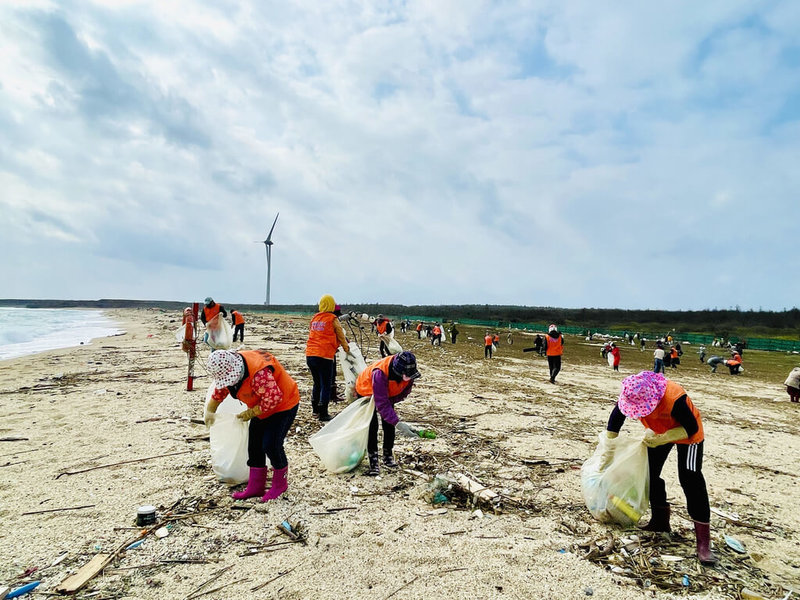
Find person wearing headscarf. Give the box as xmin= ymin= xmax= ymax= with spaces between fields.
xmin=603 ymin=371 xmax=717 ymax=565
xmin=354 ymin=351 xmax=421 ymax=476
xmin=200 ymin=297 xmax=227 ymax=324
xmin=785 ymin=366 xmax=800 ymax=403
xmin=204 ymin=349 xmax=299 ymax=502
xmin=305 ymin=294 xmax=350 ymax=421
xmin=610 ymin=342 xmax=620 ymax=371
xmin=544 ymin=324 xmax=564 ymax=383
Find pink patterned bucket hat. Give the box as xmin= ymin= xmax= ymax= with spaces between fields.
xmin=617 ymin=371 xmax=668 ymax=418
xmin=207 ymin=350 xmax=245 ymax=389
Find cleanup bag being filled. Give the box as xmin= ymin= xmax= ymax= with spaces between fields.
xmin=205 ymin=384 xmax=252 ymax=484
xmin=336 ymin=342 xmax=367 ymax=389
xmin=380 ymin=334 xmax=402 ymax=355
xmin=309 ymin=396 xmax=375 ymax=473
xmin=205 ymin=313 xmax=233 ymax=350
xmin=581 ymin=431 xmax=649 ymax=526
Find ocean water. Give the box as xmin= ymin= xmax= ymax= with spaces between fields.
xmin=0 ymin=307 xmax=123 ymax=361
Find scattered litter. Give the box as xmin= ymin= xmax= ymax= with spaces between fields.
xmin=682 ymin=574 xmax=690 ymax=587
xmin=584 ymin=587 xmax=593 ymax=596
xmin=125 ymin=540 xmax=144 ymax=550
xmin=6 ymin=581 xmax=41 ymax=599
xmin=154 ymin=527 xmax=170 ymax=539
xmin=471 ymin=509 xmax=484 ymax=519
xmin=724 ymin=534 xmax=746 ymax=553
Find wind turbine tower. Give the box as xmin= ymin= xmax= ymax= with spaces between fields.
xmin=258 ymin=212 xmax=279 ymax=306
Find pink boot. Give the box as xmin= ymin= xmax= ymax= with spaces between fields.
xmin=262 ymin=466 xmax=288 ymax=502
xmin=232 ymin=467 xmax=269 ymax=500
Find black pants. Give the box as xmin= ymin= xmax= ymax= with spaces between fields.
xmin=547 ymin=355 xmax=561 ymax=382
xmin=485 ymin=344 xmax=493 ymax=358
xmin=246 ymin=404 xmax=298 ymax=469
xmin=379 ymin=340 xmax=388 ymax=357
xmin=233 ymin=324 xmax=244 ymax=342
xmin=306 ymin=356 xmax=334 ymax=413
xmin=647 ymin=441 xmax=710 ymax=522
xmin=367 ymin=409 xmax=396 ymax=456
xmin=451 ymin=333 xmax=457 ymax=344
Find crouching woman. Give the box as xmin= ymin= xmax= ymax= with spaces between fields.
xmin=604 ymin=370 xmax=717 ymax=565
xmin=205 ymin=350 xmax=299 ymax=502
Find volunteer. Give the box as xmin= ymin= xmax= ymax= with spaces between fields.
xmin=231 ymin=309 xmax=245 ymax=343
xmin=726 ymin=352 xmax=742 ymax=375
xmin=200 ymin=297 xmax=227 ymax=324
xmin=544 ymin=324 xmax=564 ymax=383
xmin=306 ymin=294 xmax=350 ymax=421
xmin=785 ymin=367 xmax=800 ymax=403
xmin=484 ymin=331 xmax=494 ymax=358
xmin=610 ymin=342 xmax=620 ymax=372
xmin=669 ymin=346 xmax=680 ymax=369
xmin=653 ymin=342 xmax=665 ymax=373
xmin=449 ymin=322 xmax=459 ymax=344
xmin=204 ymin=349 xmax=299 ymax=502
xmin=431 ymin=323 xmax=442 ymax=346
xmin=354 ymin=351 xmax=421 ymax=476
xmin=602 ymin=371 xmax=717 ymax=565
xmin=375 ymin=315 xmax=393 ymax=358
xmin=416 ymin=322 xmax=423 ymax=339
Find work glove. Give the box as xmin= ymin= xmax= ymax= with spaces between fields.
xmin=599 ymin=430 xmax=618 ymax=471
xmin=204 ymin=399 xmax=221 ymax=428
xmin=642 ymin=426 xmax=688 ymax=447
xmin=237 ymin=406 xmax=262 ymax=422
xmin=396 ymin=421 xmax=418 ymax=438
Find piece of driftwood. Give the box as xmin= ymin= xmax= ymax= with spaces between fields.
xmin=186 ymin=578 xmax=249 ymax=600
xmin=56 ymin=450 xmax=193 ymax=478
xmin=183 ymin=564 xmax=233 ymax=600
xmin=22 ymin=504 xmax=95 ymax=516
xmin=250 ymin=566 xmax=297 ymax=592
xmin=453 ymin=472 xmax=500 ymax=504
xmin=56 ymin=554 xmax=113 ymax=593
xmin=0 ymin=437 xmax=28 ymax=442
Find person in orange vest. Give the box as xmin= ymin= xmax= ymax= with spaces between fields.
xmin=669 ymin=346 xmax=679 ymax=369
xmin=431 ymin=323 xmax=442 ymax=346
xmin=416 ymin=322 xmax=423 ymax=339
xmin=355 ymin=351 xmax=421 ymax=476
xmin=544 ymin=324 xmax=564 ymax=383
xmin=484 ymin=331 xmax=494 ymax=358
xmin=204 ymin=349 xmax=300 ymax=502
xmin=492 ymin=333 xmax=500 ymax=348
xmin=231 ymin=309 xmax=245 ymax=343
xmin=200 ymin=297 xmax=227 ymax=325
xmin=374 ymin=315 xmax=393 ymax=357
xmin=306 ymin=294 xmax=350 ymax=421
xmin=726 ymin=352 xmax=742 ymax=375
xmin=610 ymin=342 xmax=620 ymax=371
xmin=602 ymin=371 xmax=717 ymax=565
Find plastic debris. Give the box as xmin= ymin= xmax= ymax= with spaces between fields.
xmin=154 ymin=527 xmax=170 ymax=539
xmin=724 ymin=534 xmax=746 ymax=553
xmin=682 ymin=574 xmax=690 ymax=587
xmin=6 ymin=582 xmax=41 ymax=599
xmin=125 ymin=540 xmax=144 ymax=550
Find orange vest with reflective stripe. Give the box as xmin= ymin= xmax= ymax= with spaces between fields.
xmin=233 ymin=351 xmax=300 ymax=418
xmin=355 ymin=355 xmax=411 ymax=398
xmin=640 ymin=381 xmax=703 ymax=444
xmin=546 ymin=334 xmax=563 ymax=356
xmin=376 ymin=320 xmax=388 ymax=335
xmin=306 ymin=312 xmax=338 ymax=359
xmin=484 ymin=335 xmax=493 ymax=346
xmin=232 ymin=311 xmax=244 ymax=325
xmin=203 ymin=304 xmax=221 ymax=322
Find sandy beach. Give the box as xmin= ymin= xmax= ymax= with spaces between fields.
xmin=1 ymin=308 xmax=798 ymax=599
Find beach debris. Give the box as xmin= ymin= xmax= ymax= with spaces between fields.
xmin=56 ymin=449 xmax=195 ymax=478
xmin=250 ymin=566 xmax=297 ymax=592
xmin=56 ymin=554 xmax=113 ymax=594
xmin=125 ymin=540 xmax=145 ymax=550
xmin=5 ymin=582 xmax=40 ymax=599
xmin=21 ymin=504 xmax=95 ymax=516
xmin=740 ymin=590 xmax=770 ymax=600
xmin=276 ymin=519 xmax=307 ymax=543
xmin=724 ymin=534 xmax=746 ymax=553
xmin=136 ymin=505 xmax=157 ymax=526
xmin=154 ymin=526 xmax=170 ymax=539
xmin=0 ymin=437 xmax=29 ymax=442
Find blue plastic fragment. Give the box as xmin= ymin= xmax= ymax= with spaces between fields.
xmin=126 ymin=539 xmax=145 ymax=550
xmin=682 ymin=574 xmax=690 ymax=587
xmin=281 ymin=520 xmax=293 ymax=533
xmin=7 ymin=581 xmax=41 ymax=599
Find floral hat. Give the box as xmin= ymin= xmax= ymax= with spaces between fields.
xmin=617 ymin=371 xmax=668 ymax=418
xmin=207 ymin=350 xmax=245 ymax=389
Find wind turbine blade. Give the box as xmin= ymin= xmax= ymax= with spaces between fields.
xmin=265 ymin=212 xmax=279 ymax=243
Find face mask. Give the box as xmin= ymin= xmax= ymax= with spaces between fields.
xmin=402 ymin=374 xmax=412 ymax=381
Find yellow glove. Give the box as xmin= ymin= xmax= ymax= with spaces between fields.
xmin=204 ymin=399 xmax=221 ymax=428
xmin=237 ymin=406 xmax=262 ymax=421
xmin=642 ymin=426 xmax=688 ymax=447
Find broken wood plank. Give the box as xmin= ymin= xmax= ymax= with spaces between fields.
xmin=453 ymin=472 xmax=500 ymax=504
xmin=56 ymin=554 xmax=113 ymax=594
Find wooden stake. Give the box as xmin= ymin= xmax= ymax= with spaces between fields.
xmin=22 ymin=504 xmax=95 ymax=516
xmin=56 ymin=449 xmax=194 ymax=478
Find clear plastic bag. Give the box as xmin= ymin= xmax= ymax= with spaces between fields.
xmin=309 ymin=396 xmax=375 ymax=473
xmin=205 ymin=314 xmax=233 ymax=350
xmin=205 ymin=385 xmax=252 ymax=484
xmin=337 ymin=342 xmax=367 ymax=388
xmin=380 ymin=335 xmax=403 ymax=355
xmin=581 ymin=432 xmax=649 ymax=526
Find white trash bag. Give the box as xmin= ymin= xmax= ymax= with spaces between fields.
xmin=337 ymin=342 xmax=368 ymax=388
xmin=607 ymin=352 xmax=615 ymax=367
xmin=205 ymin=385 xmax=252 ymax=484
xmin=309 ymin=396 xmax=375 ymax=473
xmin=581 ymin=432 xmax=649 ymax=526
xmin=380 ymin=334 xmax=402 ymax=355
xmin=205 ymin=313 xmax=233 ymax=350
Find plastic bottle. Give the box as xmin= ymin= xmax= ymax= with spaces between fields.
xmin=609 ymin=495 xmax=641 ymax=522
xmin=417 ymin=429 xmax=437 ymax=439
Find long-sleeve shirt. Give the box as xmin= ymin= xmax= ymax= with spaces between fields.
xmin=211 ymin=366 xmax=283 ymax=416
xmin=371 ymin=369 xmax=414 ymax=425
xmin=332 ymin=318 xmax=350 ymax=354
xmin=607 ymin=396 xmax=699 ymax=439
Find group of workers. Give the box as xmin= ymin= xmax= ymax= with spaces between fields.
xmin=187 ymin=300 xmax=798 ymax=568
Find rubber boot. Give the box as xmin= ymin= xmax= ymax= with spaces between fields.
xmin=261 ymin=466 xmax=288 ymax=502
xmin=640 ymin=505 xmax=671 ymax=532
xmin=366 ymin=452 xmax=380 ymax=476
xmin=232 ymin=467 xmax=269 ymax=500
xmin=383 ymin=452 xmax=399 ymax=470
xmin=694 ymin=521 xmax=718 ymax=565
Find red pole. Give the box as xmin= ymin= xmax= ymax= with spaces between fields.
xmin=187 ymin=302 xmax=199 ymax=391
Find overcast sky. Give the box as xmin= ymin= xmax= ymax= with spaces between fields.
xmin=2 ymin=1 xmax=798 ymax=311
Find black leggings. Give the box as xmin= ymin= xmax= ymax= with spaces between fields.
xmin=547 ymin=355 xmax=561 ymax=381
xmin=233 ymin=324 xmax=244 ymax=342
xmin=246 ymin=404 xmax=298 ymax=469
xmin=485 ymin=345 xmax=493 ymax=358
xmin=367 ymin=409 xmax=396 ymax=455
xmin=647 ymin=441 xmax=710 ymax=522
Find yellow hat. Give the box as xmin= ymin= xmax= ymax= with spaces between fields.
xmin=318 ymin=294 xmax=336 ymax=313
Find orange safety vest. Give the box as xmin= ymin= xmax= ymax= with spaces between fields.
xmin=232 ymin=311 xmax=245 ymax=325
xmin=203 ymin=304 xmax=221 ymax=322
xmin=416 ymin=323 xmax=422 ymax=331
xmin=232 ymin=351 xmax=300 ymax=418
xmin=640 ymin=381 xmax=704 ymax=444
xmin=727 ymin=355 xmax=742 ymax=366
xmin=493 ymin=335 xmax=500 ymax=344
xmin=546 ymin=334 xmax=563 ymax=356
xmin=305 ymin=312 xmax=339 ymax=359
xmin=376 ymin=320 xmax=388 ymax=335
xmin=433 ymin=326 xmax=441 ymax=335
xmin=670 ymin=348 xmax=678 ymax=359
xmin=355 ymin=355 xmax=412 ymax=398
xmin=484 ymin=335 xmax=493 ymax=346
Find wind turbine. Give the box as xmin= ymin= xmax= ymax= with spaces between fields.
xmin=257 ymin=212 xmax=279 ymax=306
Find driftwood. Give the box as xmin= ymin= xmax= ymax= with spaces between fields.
xmin=0 ymin=437 xmax=28 ymax=442
xmin=183 ymin=565 xmax=233 ymax=600
xmin=250 ymin=566 xmax=297 ymax=592
xmin=21 ymin=504 xmax=95 ymax=516
xmin=453 ymin=472 xmax=500 ymax=505
xmin=56 ymin=449 xmax=194 ymax=478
